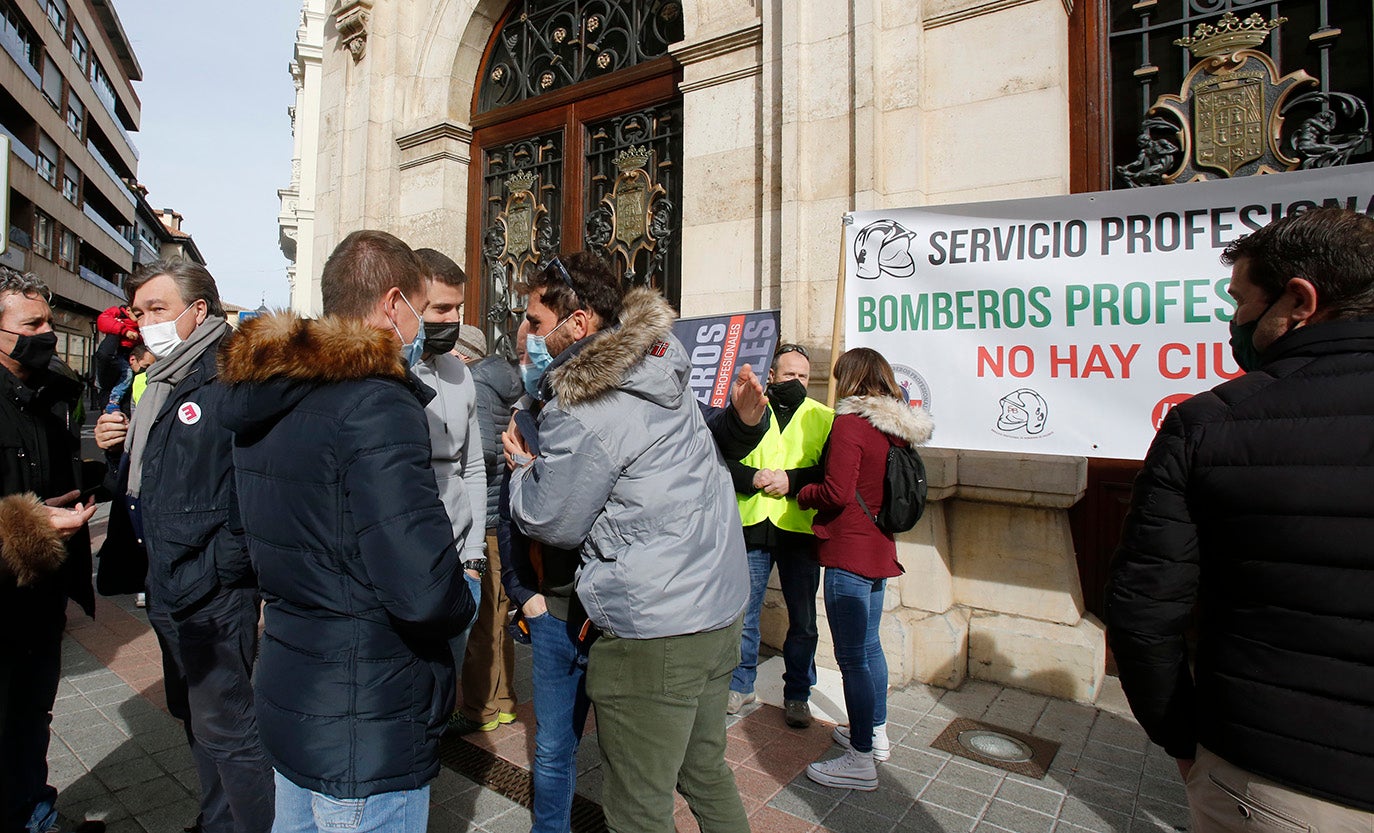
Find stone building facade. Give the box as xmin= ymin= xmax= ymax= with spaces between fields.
xmin=277 ymin=0 xmax=1374 ymax=703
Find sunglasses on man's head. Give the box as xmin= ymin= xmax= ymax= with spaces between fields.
xmin=544 ymin=257 xmax=577 ymax=295
xmin=775 ymin=343 xmax=809 ymax=361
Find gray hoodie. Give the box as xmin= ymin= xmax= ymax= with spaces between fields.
xmin=510 ymin=288 xmax=749 ymax=639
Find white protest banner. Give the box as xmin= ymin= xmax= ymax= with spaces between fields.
xmin=844 ymin=163 xmax=1374 ymax=459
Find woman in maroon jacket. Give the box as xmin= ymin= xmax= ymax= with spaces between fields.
xmin=798 ymin=348 xmax=933 ymax=790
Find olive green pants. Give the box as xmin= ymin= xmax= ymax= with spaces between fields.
xmin=586 ymin=615 xmax=748 ymax=833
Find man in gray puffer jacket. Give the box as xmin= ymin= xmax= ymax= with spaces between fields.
xmin=510 ymin=252 xmax=752 ymax=833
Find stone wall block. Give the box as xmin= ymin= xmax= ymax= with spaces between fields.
xmin=896 ymin=502 xmax=954 ymax=614
xmin=967 ymin=612 xmax=1106 ymax=702
xmin=949 ymin=501 xmax=1085 ymax=624
xmin=908 ymin=607 xmax=970 ymax=690
xmin=921 ymin=2 xmax=1066 ymax=111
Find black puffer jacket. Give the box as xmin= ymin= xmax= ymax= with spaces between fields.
xmin=220 ymin=314 xmax=475 ymax=799
xmin=1107 ymin=317 xmax=1374 ymax=813
xmin=137 ymin=333 xmax=250 ymax=613
xmin=470 ymin=355 xmax=521 ymax=530
xmin=0 ymin=361 xmax=93 ymax=644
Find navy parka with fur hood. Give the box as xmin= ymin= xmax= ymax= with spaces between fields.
xmin=220 ymin=314 xmax=476 ymax=799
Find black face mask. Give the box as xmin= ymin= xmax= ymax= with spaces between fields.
xmin=767 ymin=379 xmax=807 ymax=409
xmin=422 ymin=322 xmax=462 ymax=356
xmin=2 ymin=329 xmax=57 ymax=374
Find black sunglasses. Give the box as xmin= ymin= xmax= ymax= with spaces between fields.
xmin=775 ymin=343 xmax=810 ymax=361
xmin=544 ymin=257 xmax=577 ymax=296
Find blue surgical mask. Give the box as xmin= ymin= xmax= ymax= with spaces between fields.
xmin=392 ymin=294 xmax=426 ymax=368
xmin=523 ymin=314 xmax=571 ymax=381
xmin=520 ymin=362 xmax=542 ymax=400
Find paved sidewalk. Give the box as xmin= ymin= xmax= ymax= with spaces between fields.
xmin=47 ymin=584 xmax=1188 ymax=833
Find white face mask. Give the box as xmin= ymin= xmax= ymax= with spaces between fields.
xmin=141 ymin=303 xmax=197 ymax=358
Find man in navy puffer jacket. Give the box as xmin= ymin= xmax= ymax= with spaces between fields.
xmin=220 ymin=230 xmax=475 ymax=833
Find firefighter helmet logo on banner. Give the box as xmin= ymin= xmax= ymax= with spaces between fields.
xmin=996 ymin=389 xmax=1048 ymax=437
xmin=854 ymin=220 xmax=917 ymax=280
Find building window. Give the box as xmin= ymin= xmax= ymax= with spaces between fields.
xmin=91 ymin=59 xmax=114 ymax=99
xmin=33 ymin=211 xmax=53 ymax=259
xmin=45 ymin=0 xmax=65 ymax=36
xmin=40 ymin=55 xmax=62 ymax=109
xmin=477 ymin=0 xmax=684 ymax=114
xmin=70 ymin=22 xmax=86 ymax=73
xmin=66 ymin=95 xmax=83 ymax=138
xmin=62 ymin=171 xmax=78 ymax=204
xmin=1 ymin=0 xmax=40 ymax=71
xmin=56 ymin=330 xmax=88 ymax=374
xmin=36 ymin=132 xmax=58 ymax=187
xmin=58 ymin=229 xmax=77 ymax=269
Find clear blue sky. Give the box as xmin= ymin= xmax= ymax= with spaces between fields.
xmin=118 ymin=1 xmax=300 ymax=310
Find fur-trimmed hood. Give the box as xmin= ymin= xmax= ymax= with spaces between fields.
xmin=836 ymin=395 xmax=934 ymax=445
xmin=0 ymin=493 xmax=66 ymax=586
xmin=218 ymin=313 xmax=413 ymax=437
xmin=548 ymin=287 xmax=681 ymax=407
xmin=220 ymin=313 xmax=407 ymax=386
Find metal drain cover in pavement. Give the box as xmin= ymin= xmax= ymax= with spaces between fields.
xmin=959 ymin=729 xmax=1034 ymax=762
xmin=931 ymin=717 xmax=1060 ymax=779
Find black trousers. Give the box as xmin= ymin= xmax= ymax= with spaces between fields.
xmin=148 ymin=586 xmax=273 ymax=833
xmin=0 ymin=621 xmax=62 ymax=833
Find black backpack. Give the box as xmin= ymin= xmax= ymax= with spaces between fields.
xmin=855 ymin=441 xmax=927 ymax=534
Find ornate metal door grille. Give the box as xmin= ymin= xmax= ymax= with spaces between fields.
xmin=583 ymin=103 xmax=682 ymax=302
xmin=1109 ymin=0 xmax=1373 ymax=187
xmin=478 ymin=0 xmax=684 ymax=114
xmin=479 ymin=132 xmax=564 ymax=359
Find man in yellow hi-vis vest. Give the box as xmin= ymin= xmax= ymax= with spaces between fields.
xmin=726 ymin=343 xmax=834 ymax=728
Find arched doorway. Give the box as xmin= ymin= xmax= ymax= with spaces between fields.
xmin=466 ymin=0 xmax=686 ymax=357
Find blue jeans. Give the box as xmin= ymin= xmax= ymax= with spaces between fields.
xmin=824 ymin=568 xmax=888 ymax=754
xmin=527 ymin=612 xmax=591 ymax=833
xmin=732 ymin=545 xmax=819 ymax=702
xmin=272 ymin=771 xmax=428 ymax=833
xmin=445 ymin=573 xmax=483 ymax=701
xmin=106 ymin=361 xmax=133 ymax=411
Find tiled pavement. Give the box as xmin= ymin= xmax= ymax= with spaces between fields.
xmin=51 ymin=507 xmax=1188 ymax=833
xmin=49 ymin=588 xmax=1189 ymax=833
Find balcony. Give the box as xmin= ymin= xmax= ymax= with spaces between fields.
xmin=79 ymin=264 xmax=122 ymax=296
xmin=83 ymin=203 xmax=134 ymax=256
xmin=0 ymin=23 xmax=41 ymax=90
xmin=0 ymin=122 xmax=36 ymax=169
xmin=1 ymin=227 xmax=27 ymax=270
xmin=85 ymin=139 xmax=134 ymax=207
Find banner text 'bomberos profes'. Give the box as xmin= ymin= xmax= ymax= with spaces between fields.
xmin=845 ymin=163 xmax=1374 ymax=459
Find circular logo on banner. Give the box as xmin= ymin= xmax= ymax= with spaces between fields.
xmin=890 ymin=364 xmax=932 ymax=413
xmin=177 ymin=402 xmax=202 ymax=426
xmin=1151 ymin=393 xmax=1194 ymax=430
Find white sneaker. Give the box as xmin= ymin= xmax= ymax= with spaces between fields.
xmin=726 ymin=690 xmax=756 ymax=714
xmin=806 ymin=748 xmax=878 ymax=791
xmin=832 ymin=723 xmax=891 ymax=762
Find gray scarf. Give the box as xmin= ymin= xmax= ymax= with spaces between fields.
xmin=127 ymin=316 xmax=229 ymax=497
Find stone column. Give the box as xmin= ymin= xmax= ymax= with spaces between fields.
xmin=671 ymin=18 xmax=775 ymax=317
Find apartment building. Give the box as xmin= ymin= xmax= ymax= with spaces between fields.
xmin=0 ymin=0 xmax=141 ymax=377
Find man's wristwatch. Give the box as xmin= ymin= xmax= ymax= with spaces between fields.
xmin=462 ymin=558 xmax=488 ymax=577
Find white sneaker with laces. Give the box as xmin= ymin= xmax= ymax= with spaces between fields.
xmin=832 ymin=723 xmax=891 ymax=762
xmin=806 ymin=748 xmax=878 ymax=790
